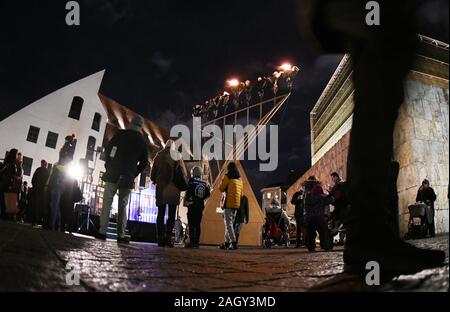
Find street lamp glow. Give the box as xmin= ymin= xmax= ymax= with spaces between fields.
xmin=226 ymin=79 xmax=240 ymax=87
xmin=68 ymin=162 xmax=85 ymax=181
xmin=280 ymin=63 xmax=293 ymax=72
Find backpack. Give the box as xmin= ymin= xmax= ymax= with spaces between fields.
xmin=173 ymin=161 xmax=188 ymax=191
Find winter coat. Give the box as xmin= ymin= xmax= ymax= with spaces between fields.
xmin=151 ymin=147 xmax=186 ymax=206
xmin=303 ymin=181 xmax=329 ymax=217
xmin=32 ymin=167 xmax=50 ymax=191
xmin=291 ymin=190 xmax=304 ymax=219
xmin=219 ymin=175 xmax=243 ymax=209
xmin=102 ymin=129 xmax=149 ymax=189
xmin=0 ymin=162 xmax=17 ymax=193
xmin=185 ymin=177 xmax=210 ymax=211
xmin=416 ymin=186 xmax=437 ymax=209
xmin=46 ymin=163 xmax=68 ymax=191
xmin=328 ymin=180 xmax=349 ymax=220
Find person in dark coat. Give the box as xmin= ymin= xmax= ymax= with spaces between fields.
xmin=327 ymin=172 xmax=349 ymax=245
xmin=0 ymin=149 xmax=19 ymax=219
xmin=60 ymin=178 xmax=83 ymax=234
xmin=233 ymin=193 xmax=249 ymax=246
xmin=184 ymin=166 xmax=210 ymax=248
xmin=299 ymin=0 xmax=445 ymax=276
xmin=302 ymin=176 xmax=332 ymax=252
xmin=291 ymin=187 xmax=304 ymax=247
xmin=31 ymin=160 xmax=50 ymax=226
xmin=416 ymin=179 xmax=437 ymax=237
xmin=151 ymin=139 xmax=187 ymax=247
xmin=416 ymin=179 xmax=437 ymax=208
xmin=97 ymin=115 xmax=149 ymax=244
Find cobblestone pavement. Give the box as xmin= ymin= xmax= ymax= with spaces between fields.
xmin=0 ymin=221 xmax=448 ymax=292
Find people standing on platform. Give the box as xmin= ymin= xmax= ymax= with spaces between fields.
xmin=151 ymin=139 xmax=186 ymax=248
xmin=0 ymin=149 xmax=20 ymax=220
xmin=302 ymin=176 xmax=332 ymax=252
xmin=184 ymin=166 xmax=210 ymax=248
xmin=97 ymin=116 xmax=149 ymax=244
xmin=291 ymin=186 xmax=305 ymax=248
xmin=31 ymin=160 xmax=50 ymax=227
xmin=218 ymin=162 xmax=243 ymax=250
xmin=327 ymin=172 xmax=349 ymax=245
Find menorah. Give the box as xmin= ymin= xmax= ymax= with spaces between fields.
xmin=193 ymin=64 xmax=299 ymax=188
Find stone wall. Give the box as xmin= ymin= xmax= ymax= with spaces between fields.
xmin=396 ymin=77 xmax=449 ymax=234
xmin=287 ymin=76 xmax=449 ymax=235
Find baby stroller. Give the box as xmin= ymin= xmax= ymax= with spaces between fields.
xmin=262 ymin=211 xmax=290 ymax=248
xmin=405 ymin=202 xmax=435 ymax=240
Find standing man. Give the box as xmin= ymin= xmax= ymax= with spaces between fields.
xmin=31 ymin=160 xmax=50 ymax=226
xmin=299 ymin=0 xmax=445 ymax=276
xmin=328 ymin=172 xmax=348 ymax=245
xmin=97 ymin=116 xmax=149 ymax=244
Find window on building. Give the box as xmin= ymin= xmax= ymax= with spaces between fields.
xmin=86 ymin=136 xmax=96 ymax=161
xmin=26 ymin=126 xmax=40 ymax=143
xmin=92 ymin=113 xmax=102 ymax=131
xmin=45 ymin=131 xmax=59 ymax=149
xmin=68 ymin=96 xmax=84 ymax=120
xmin=22 ymin=156 xmax=33 ymax=176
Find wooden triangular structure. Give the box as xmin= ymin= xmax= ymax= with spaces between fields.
xmin=200 ymin=160 xmax=265 ymax=246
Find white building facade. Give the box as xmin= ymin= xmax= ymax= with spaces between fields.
xmin=0 ymin=70 xmax=107 ymax=186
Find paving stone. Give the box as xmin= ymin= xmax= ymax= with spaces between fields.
xmin=0 ymin=221 xmax=447 ymax=292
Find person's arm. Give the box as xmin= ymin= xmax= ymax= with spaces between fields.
xmin=104 ymin=134 xmax=119 ymax=169
xmin=136 ymin=145 xmax=149 ymax=176
xmin=416 ymin=188 xmax=421 ymax=202
xmin=150 ymin=155 xmax=159 ymax=183
xmin=219 ymin=175 xmax=229 ymax=192
xmin=204 ymin=183 xmax=211 ymax=199
xmin=430 ymin=188 xmax=437 ymax=202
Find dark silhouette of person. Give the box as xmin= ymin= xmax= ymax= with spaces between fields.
xmin=298 ymin=0 xmax=445 ymax=278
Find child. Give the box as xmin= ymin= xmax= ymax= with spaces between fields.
xmin=184 ymin=166 xmax=210 ymax=248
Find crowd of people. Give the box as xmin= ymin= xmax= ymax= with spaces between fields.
xmin=0 ymin=135 xmax=83 ymax=232
xmin=0 ymin=116 xmax=440 ymax=254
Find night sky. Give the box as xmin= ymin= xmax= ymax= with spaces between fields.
xmin=0 ymin=0 xmax=448 ymax=195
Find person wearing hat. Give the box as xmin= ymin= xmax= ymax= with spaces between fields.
xmin=184 ymin=166 xmax=210 ymax=248
xmin=97 ymin=115 xmax=149 ymax=243
xmin=302 ymin=176 xmax=332 ymax=252
xmin=31 ymin=160 xmax=50 ymax=226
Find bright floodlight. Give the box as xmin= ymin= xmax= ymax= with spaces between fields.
xmin=68 ymin=162 xmax=85 ymax=181
xmin=280 ymin=63 xmax=293 ymax=71
xmin=227 ymin=79 xmax=239 ymax=87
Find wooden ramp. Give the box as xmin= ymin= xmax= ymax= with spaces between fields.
xmin=199 ymin=161 xmax=265 ymax=246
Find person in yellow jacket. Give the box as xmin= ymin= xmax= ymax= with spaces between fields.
xmin=219 ymin=162 xmax=243 ymax=250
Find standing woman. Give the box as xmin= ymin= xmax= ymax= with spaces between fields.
xmin=151 ymin=139 xmax=187 ymax=247
xmin=219 ymin=162 xmax=243 ymax=250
